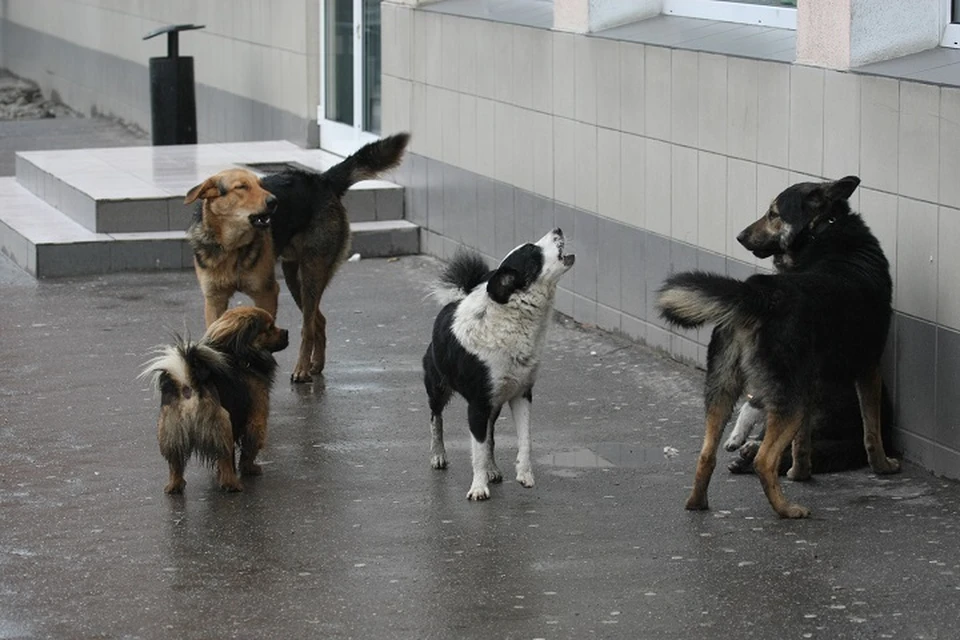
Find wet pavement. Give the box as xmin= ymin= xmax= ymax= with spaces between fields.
xmin=2 ymin=253 xmax=960 ymax=639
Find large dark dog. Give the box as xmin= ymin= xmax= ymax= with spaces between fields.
xmin=657 ymin=175 xmax=900 ymax=519
xmin=141 ymin=307 xmax=288 ymax=494
xmin=185 ymin=133 xmax=410 ymax=382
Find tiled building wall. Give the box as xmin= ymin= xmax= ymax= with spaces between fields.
xmin=0 ymin=0 xmax=319 ymax=145
xmin=382 ymin=3 xmax=960 ymax=478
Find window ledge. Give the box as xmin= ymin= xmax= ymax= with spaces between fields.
xmin=421 ymin=0 xmax=553 ymax=29
xmin=855 ymin=47 xmax=960 ymax=88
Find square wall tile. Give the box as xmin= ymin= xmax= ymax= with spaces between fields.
xmin=621 ymin=314 xmax=647 ymax=343
xmin=598 ymin=217 xmax=622 ymax=309
xmin=671 ymin=145 xmax=698 ymax=245
xmin=939 ymin=87 xmax=960 ymax=209
xmin=440 ymin=88 xmax=460 ymax=167
xmin=534 ymin=196 xmax=555 ymax=236
xmin=529 ymin=27 xmax=553 ymax=115
xmin=596 ymin=37 xmax=621 ymax=130
xmin=424 ymin=85 xmax=444 ymax=160
xmin=620 ymin=41 xmax=645 ymax=136
xmin=457 ymin=15 xmax=477 ymax=95
xmin=597 ymin=127 xmax=621 ymax=221
xmin=410 ymin=81 xmax=427 ymax=156
xmin=727 ymin=57 xmax=758 ymax=162
xmin=530 ymin=110 xmax=554 ymax=200
xmin=597 ymin=304 xmax=622 ymax=334
xmin=514 ymin=189 xmax=535 ymax=246
xmin=823 ymin=70 xmax=860 ymax=179
xmin=698 ymin=53 xmax=728 ymax=156
xmin=938 ymin=206 xmax=960 ymax=330
xmin=554 ymin=204 xmax=576 ymax=248
xmin=645 ymin=139 xmax=672 ymax=236
xmin=896 ymin=315 xmax=937 ymax=441
xmin=494 ymin=22 xmax=515 ymax=104
xmin=896 ymin=196 xmax=938 ymax=322
xmin=575 ymin=36 xmax=598 ymax=125
xmin=412 ymin=11 xmax=427 ymax=85
xmin=788 ymin=64 xmax=824 ymax=177
xmin=426 ymin=158 xmax=445 ymax=234
xmin=512 ymin=25 xmax=535 ymax=110
xmin=475 ymin=97 xmax=497 ymax=179
xmin=513 ymin=108 xmax=535 ymax=193
xmin=424 ymin=12 xmax=443 ymax=87
xmin=645 ymin=232 xmax=671 ymax=325
xmin=698 ymin=151 xmax=727 ymax=255
xmin=573 ymin=209 xmax=598 ymax=301
xmin=407 ymin=154 xmax=429 ymax=227
xmin=494 ymin=101 xmax=515 ymax=184
xmin=440 ymin=14 xmax=460 ymax=90
xmin=476 ymin=175 xmax=497 ymax=257
xmin=554 ymin=116 xmax=577 ymax=207
xmin=620 ymin=133 xmax=646 ymax=229
xmin=553 ymin=31 xmax=576 ymax=119
xmin=898 ymin=80 xmax=940 ymax=203
xmin=860 ymin=75 xmax=900 ymax=193
xmin=459 ymin=93 xmax=478 ymax=174
xmin=442 ymin=165 xmax=465 ymax=244
xmin=645 ymin=46 xmax=672 ymax=141
xmin=494 ymin=183 xmax=516 ymax=258
xmin=573 ymin=293 xmax=598 ymax=326
xmin=476 ymin=20 xmax=499 ymax=98
xmin=936 ymin=327 xmax=960 ymax=450
xmin=670 ymin=49 xmax=699 ymax=148
xmin=620 ymin=225 xmax=646 ymax=320
xmin=726 ymin=158 xmax=759 ymax=264
xmin=757 ymin=61 xmax=790 ymax=169
xmin=575 ymin=122 xmax=598 ymax=213
xmin=859 ymin=188 xmax=898 ymax=296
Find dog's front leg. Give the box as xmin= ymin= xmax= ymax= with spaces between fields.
xmin=203 ymin=293 xmax=231 ymax=327
xmin=724 ymin=400 xmax=763 ymax=451
xmin=755 ymin=410 xmax=809 ymax=518
xmin=855 ymin=365 xmax=901 ymax=475
xmin=249 ymin=279 xmax=280 ymax=323
xmin=510 ymin=390 xmax=535 ymax=488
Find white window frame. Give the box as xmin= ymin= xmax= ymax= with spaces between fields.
xmin=942 ymin=0 xmax=960 ymax=48
xmin=662 ymin=0 xmax=797 ymax=30
xmin=318 ymin=0 xmax=378 ymax=156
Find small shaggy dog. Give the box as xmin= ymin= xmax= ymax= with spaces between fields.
xmin=141 ymin=307 xmax=288 ymax=494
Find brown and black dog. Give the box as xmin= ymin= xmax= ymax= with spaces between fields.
xmin=141 ymin=307 xmax=289 ymax=494
xmin=185 ymin=132 xmax=410 ymax=382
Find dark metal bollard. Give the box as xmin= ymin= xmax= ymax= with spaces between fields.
xmin=143 ymin=24 xmax=205 ymax=146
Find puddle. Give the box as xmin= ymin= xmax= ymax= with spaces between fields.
xmin=539 ymin=444 xmax=673 ymax=469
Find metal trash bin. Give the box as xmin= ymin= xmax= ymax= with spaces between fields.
xmin=143 ymin=24 xmax=205 ymax=145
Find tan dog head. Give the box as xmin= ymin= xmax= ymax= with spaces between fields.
xmin=204 ymin=306 xmax=289 ymax=357
xmin=185 ymin=169 xmax=278 ymax=247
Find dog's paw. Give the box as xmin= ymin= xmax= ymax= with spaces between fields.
xmin=486 ymin=466 xmax=503 ymax=483
xmin=164 ymin=479 xmax=186 ymax=495
xmin=219 ymin=478 xmax=244 ymax=492
xmin=872 ymin=457 xmax=902 ymax=475
xmin=290 ymin=367 xmax=313 ymax=383
xmin=723 ymin=433 xmax=747 ymax=452
xmin=466 ymin=484 xmax=490 ymax=501
xmin=516 ymin=470 xmax=535 ymax=488
xmin=685 ymin=494 xmax=709 ymax=511
xmin=240 ymin=460 xmax=263 ymax=476
xmin=431 ymin=454 xmax=448 ymax=470
xmin=778 ymin=503 xmax=811 ymax=519
xmin=786 ymin=465 xmax=812 ymax=482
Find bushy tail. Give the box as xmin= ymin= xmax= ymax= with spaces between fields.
xmin=322 ymin=132 xmax=411 ymax=196
xmin=139 ymin=336 xmax=228 ymax=394
xmin=657 ymin=271 xmax=757 ymax=329
xmin=431 ymin=249 xmax=491 ymax=305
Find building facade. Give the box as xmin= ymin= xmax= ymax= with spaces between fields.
xmin=2 ymin=0 xmax=960 ymax=478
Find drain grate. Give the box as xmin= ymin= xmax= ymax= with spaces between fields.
xmin=239 ymin=161 xmax=314 ymax=175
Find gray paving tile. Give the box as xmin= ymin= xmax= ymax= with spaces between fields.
xmin=97 ymin=199 xmax=169 ymax=233
xmin=597 ymin=303 xmax=622 ymax=334
xmin=620 ymin=224 xmax=646 ymax=320
xmin=375 ymin=188 xmax=405 ymax=221
xmin=407 ymin=154 xmax=428 ymax=228
xmin=344 ymin=189 xmax=377 ymax=222
xmin=597 ymin=217 xmax=622 ymax=309
xmin=427 ymin=158 xmax=445 ymax=236
xmin=936 ymin=326 xmax=960 ymax=450
xmin=645 ymin=232 xmax=671 ymax=326
xmin=573 ymin=293 xmax=598 ymax=327
xmin=110 ymin=239 xmax=184 ymax=272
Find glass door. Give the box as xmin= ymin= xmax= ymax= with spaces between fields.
xmin=320 ymin=0 xmax=382 ymax=154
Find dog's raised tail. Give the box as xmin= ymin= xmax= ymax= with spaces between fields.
xmin=657 ymin=271 xmax=752 ymax=329
xmin=322 ymin=132 xmax=411 ymax=196
xmin=140 ymin=337 xmax=227 ymax=398
xmin=431 ymin=250 xmax=490 ymax=306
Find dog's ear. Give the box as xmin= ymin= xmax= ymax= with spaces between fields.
xmin=824 ymin=175 xmax=860 ymax=202
xmin=487 ymin=267 xmax=519 ymax=304
xmin=184 ymin=177 xmax=223 ymax=205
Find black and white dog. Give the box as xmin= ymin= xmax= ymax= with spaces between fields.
xmin=422 ymin=229 xmax=575 ymax=500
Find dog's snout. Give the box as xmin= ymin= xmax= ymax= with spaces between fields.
xmin=553 ymin=227 xmax=564 ymax=238
xmin=736 ymin=229 xmax=748 ymax=246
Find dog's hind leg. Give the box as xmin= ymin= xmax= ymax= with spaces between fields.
xmin=466 ymin=403 xmax=497 ymax=500
xmin=687 ymin=327 xmax=743 ymax=511
xmin=164 ymin=457 xmax=187 ymax=495
xmin=510 ymin=389 xmax=535 ymax=488
xmin=754 ymin=410 xmax=809 ymax=518
xmin=289 ymin=258 xmax=334 ymax=382
xmin=786 ymin=419 xmax=813 ymax=481
xmin=856 ymin=364 xmax=901 ymax=474
xmin=423 ymin=350 xmax=452 ymax=469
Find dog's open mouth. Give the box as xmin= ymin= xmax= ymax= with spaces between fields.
xmin=562 ymin=253 xmax=576 ymax=267
xmin=249 ymin=213 xmax=271 ymax=229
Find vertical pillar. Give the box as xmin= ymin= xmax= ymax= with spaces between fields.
xmin=797 ymin=0 xmax=945 ymax=69
xmin=554 ymin=0 xmax=662 ymax=34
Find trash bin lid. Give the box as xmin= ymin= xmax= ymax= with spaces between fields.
xmin=143 ymin=24 xmax=205 ymax=40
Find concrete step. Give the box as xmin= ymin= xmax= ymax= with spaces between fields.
xmin=0 ymin=178 xmax=419 ymax=279
xmin=14 ymin=141 xmax=405 ymax=235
